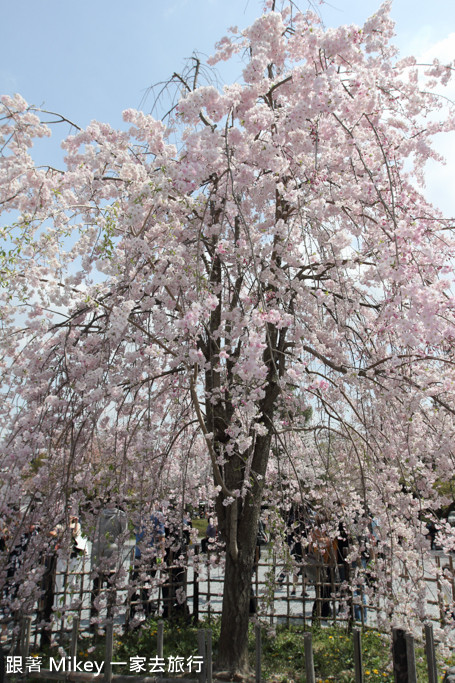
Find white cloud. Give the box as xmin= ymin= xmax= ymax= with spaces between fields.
xmin=420 ymin=32 xmax=455 ymax=65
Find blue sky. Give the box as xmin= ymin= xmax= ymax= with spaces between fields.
xmin=2 ymin=0 xmax=455 ymax=212
xmin=2 ymin=0 xmax=454 ymax=127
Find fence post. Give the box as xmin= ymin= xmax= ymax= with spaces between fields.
xmin=0 ymin=645 xmax=4 ymax=683
xmin=405 ymin=632 xmax=417 ymax=683
xmin=104 ymin=620 xmax=114 ymax=683
xmin=206 ymin=629 xmax=212 ymax=683
xmin=303 ymin=632 xmax=316 ymax=683
xmin=271 ymin=549 xmax=277 ymax=627
xmin=255 ymin=547 xmax=259 ymax=612
xmin=343 ymin=549 xmax=353 ymax=632
xmin=157 ymin=620 xmax=164 ymax=659
xmin=19 ymin=616 xmax=32 ymax=660
xmin=79 ymin=552 xmax=87 ymax=627
xmin=353 ymin=628 xmax=363 ymax=683
xmin=90 ymin=575 xmax=101 ymax=635
xmin=124 ymin=548 xmax=134 ymax=624
xmin=449 ymin=555 xmax=455 ymax=605
xmin=302 ymin=564 xmax=307 ymax=630
xmin=425 ymin=623 xmax=438 ymax=683
xmin=207 ymin=559 xmax=211 ymax=624
xmin=315 ymin=565 xmax=322 ymax=622
xmin=168 ymin=550 xmax=174 ymax=621
xmin=193 ymin=545 xmax=200 ymax=624
xmin=330 ymin=564 xmax=336 ymax=627
xmin=436 ymin=556 xmax=446 ymax=625
xmin=359 ymin=582 xmax=366 ymax=629
xmin=59 ymin=558 xmax=70 ymax=637
xmin=197 ymin=629 xmax=207 ymax=683
xmin=285 ymin=569 xmax=290 ymax=628
xmin=39 ymin=552 xmax=58 ymax=648
xmin=255 ymin=624 xmax=261 ymax=683
xmin=70 ymin=616 xmax=80 ymax=659
xmin=392 ymin=628 xmax=408 ymax=683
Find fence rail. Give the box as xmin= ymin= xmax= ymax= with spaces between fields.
xmin=2 ymin=543 xmax=454 ymax=652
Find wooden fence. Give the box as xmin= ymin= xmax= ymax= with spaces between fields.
xmin=1 ymin=543 xmax=454 ymax=657
xmin=0 ymin=616 xmax=443 ymax=683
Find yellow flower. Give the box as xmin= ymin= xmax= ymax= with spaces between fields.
xmin=366 ymin=672 xmax=370 ymax=676
xmin=373 ymin=670 xmax=379 ymax=674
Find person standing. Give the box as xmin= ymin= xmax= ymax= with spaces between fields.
xmin=201 ymin=517 xmax=217 ymax=553
xmin=90 ymin=504 xmax=127 ymax=625
xmin=162 ymin=513 xmax=189 ymax=621
xmin=309 ymin=518 xmax=338 ymax=620
xmin=277 ymin=504 xmax=311 ymax=594
xmin=38 ymin=524 xmax=63 ymax=647
xmin=129 ymin=510 xmax=165 ymax=621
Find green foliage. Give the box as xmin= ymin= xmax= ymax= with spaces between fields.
xmin=259 ymin=624 xmax=450 ymax=682
xmin=114 ymin=618 xmax=203 ymax=662
xmin=111 ymin=620 xmax=453 ymax=681
xmin=26 ymin=619 xmax=455 ymax=682
xmin=260 ymin=625 xmax=389 ymax=682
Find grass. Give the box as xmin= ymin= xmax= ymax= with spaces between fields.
xmin=260 ymin=625 xmax=394 ymax=682
xmin=261 ymin=623 xmax=455 ymax=682
xmin=113 ymin=618 xmax=454 ymax=681
xmin=191 ymin=517 xmax=207 ymax=538
xmin=23 ymin=618 xmax=455 ymax=682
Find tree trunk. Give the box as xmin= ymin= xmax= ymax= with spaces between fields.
xmin=206 ymin=294 xmax=282 ymax=673
xmin=215 ymin=439 xmax=271 ymax=674
xmin=217 ymin=543 xmax=256 ymax=674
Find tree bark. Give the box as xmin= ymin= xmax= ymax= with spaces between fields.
xmin=217 ymin=540 xmax=256 ymax=674
xmin=215 ymin=403 xmax=278 ymax=673
xmin=202 ymin=208 xmax=285 ymax=673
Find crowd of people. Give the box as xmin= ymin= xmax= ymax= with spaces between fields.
xmin=2 ymin=498 xmax=449 ymax=634
xmin=273 ymin=503 xmax=379 ymax=620
xmin=127 ymin=507 xmax=192 ymax=623
xmin=0 ymin=502 xmax=193 ymax=635
xmin=197 ymin=501 xmax=377 ymax=621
